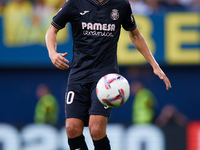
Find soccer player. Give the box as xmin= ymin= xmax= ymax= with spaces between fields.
xmin=45 ymin=0 xmax=172 ymax=149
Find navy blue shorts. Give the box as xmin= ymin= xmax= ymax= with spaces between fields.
xmin=65 ymin=82 xmax=112 ymax=126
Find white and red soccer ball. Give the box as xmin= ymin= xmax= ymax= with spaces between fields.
xmin=96 ymin=73 xmax=130 ymax=108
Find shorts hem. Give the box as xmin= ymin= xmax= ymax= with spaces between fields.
xmin=89 ymin=112 xmax=111 ymax=118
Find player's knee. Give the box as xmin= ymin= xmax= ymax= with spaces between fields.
xmin=89 ymin=124 xmax=105 ymax=140
xmin=66 ymin=122 xmax=83 ymax=138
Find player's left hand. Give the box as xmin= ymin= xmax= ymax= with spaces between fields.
xmin=153 ymin=67 xmax=172 ymax=90
xmin=49 ymin=52 xmax=69 ymax=70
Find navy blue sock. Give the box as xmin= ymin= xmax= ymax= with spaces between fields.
xmin=93 ymin=136 xmax=111 ymax=150
xmin=68 ymin=134 xmax=88 ymax=150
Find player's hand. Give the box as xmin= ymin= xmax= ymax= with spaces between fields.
xmin=153 ymin=67 xmax=172 ymax=90
xmin=49 ymin=52 xmax=69 ymax=70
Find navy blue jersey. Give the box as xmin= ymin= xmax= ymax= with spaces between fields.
xmin=52 ymin=0 xmax=137 ymax=83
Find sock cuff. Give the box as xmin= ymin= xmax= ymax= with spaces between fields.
xmin=68 ymin=134 xmax=85 ymax=146
xmin=93 ymin=135 xmax=110 ymax=149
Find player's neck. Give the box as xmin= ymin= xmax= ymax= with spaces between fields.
xmin=97 ymin=0 xmax=105 ymax=3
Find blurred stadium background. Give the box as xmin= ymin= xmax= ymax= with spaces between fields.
xmin=0 ymin=0 xmax=200 ymax=150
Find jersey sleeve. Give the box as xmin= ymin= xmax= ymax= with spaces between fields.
xmin=51 ymin=0 xmax=74 ymax=30
xmin=121 ymin=2 xmax=137 ymax=31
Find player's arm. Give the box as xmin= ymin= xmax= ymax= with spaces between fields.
xmin=129 ymin=27 xmax=172 ymax=90
xmin=45 ymin=25 xmax=69 ymax=70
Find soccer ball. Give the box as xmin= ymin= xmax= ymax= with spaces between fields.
xmin=96 ymin=73 xmax=130 ymax=108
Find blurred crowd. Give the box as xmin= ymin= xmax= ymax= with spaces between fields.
xmin=129 ymin=0 xmax=200 ymax=15
xmin=1 ymin=0 xmax=68 ymax=46
xmin=0 ymin=0 xmax=199 ymax=16
xmin=0 ymin=0 xmax=66 ymax=15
